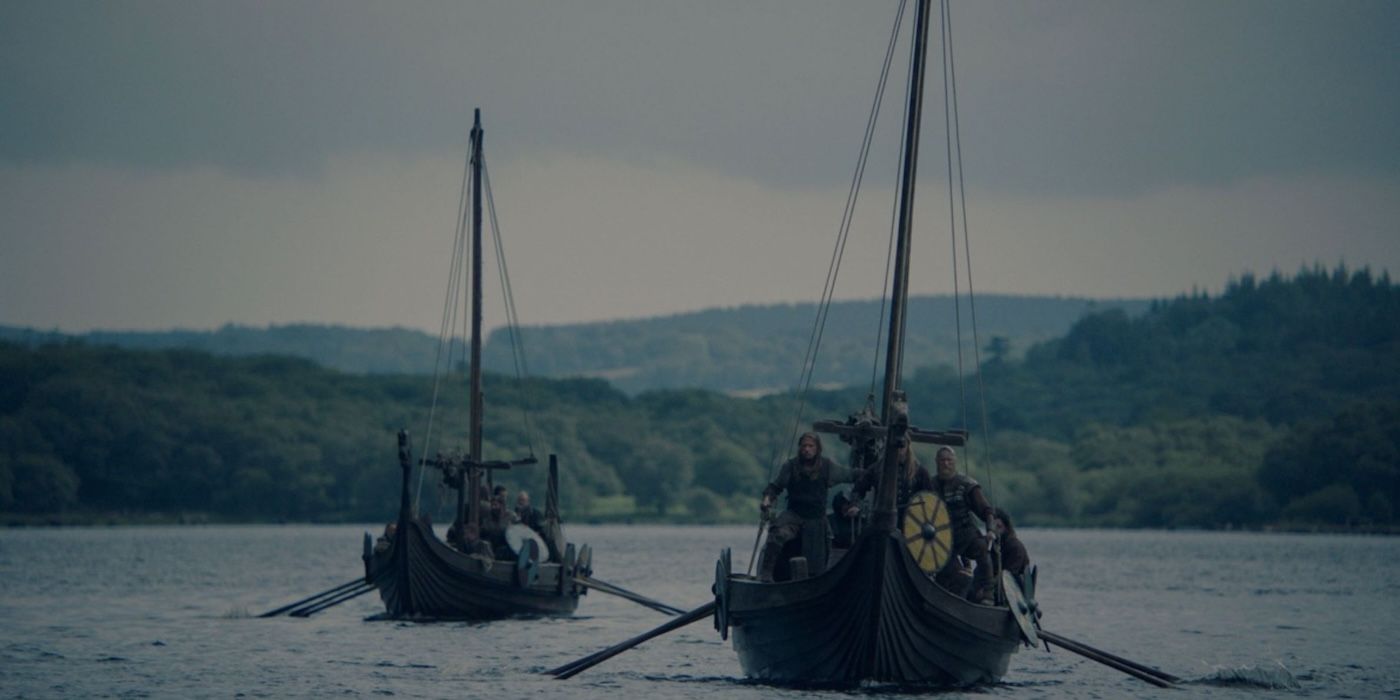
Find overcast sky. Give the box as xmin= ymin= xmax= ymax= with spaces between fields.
xmin=3 ymin=0 xmax=1397 ymax=333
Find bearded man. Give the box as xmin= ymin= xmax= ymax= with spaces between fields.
xmin=932 ymin=446 xmax=997 ymax=603
xmin=757 ymin=432 xmax=861 ymax=582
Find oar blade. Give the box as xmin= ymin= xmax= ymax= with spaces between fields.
xmin=289 ymin=582 xmax=375 ymax=617
xmin=549 ymin=601 xmax=717 ymax=679
xmin=259 ymin=577 xmax=367 ymax=618
xmin=574 ymin=576 xmax=685 ymax=616
xmin=1040 ymin=629 xmax=1178 ymax=688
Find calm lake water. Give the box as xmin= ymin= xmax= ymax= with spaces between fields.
xmin=1 ymin=525 xmax=1396 ymax=699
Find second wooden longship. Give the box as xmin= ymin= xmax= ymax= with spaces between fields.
xmin=362 ymin=110 xmax=590 ymax=620
xmin=364 ymin=434 xmax=588 ymax=620
xmin=711 ymin=0 xmax=1039 ymax=684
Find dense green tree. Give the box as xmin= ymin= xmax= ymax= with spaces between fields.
xmin=1261 ymin=398 xmax=1400 ymax=525
xmin=6 ymin=453 xmax=79 ymax=513
xmin=1 ymin=267 xmax=1394 ymax=529
xmin=693 ymin=441 xmax=766 ymax=497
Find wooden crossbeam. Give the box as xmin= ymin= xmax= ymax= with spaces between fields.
xmin=812 ymin=419 xmax=968 ymax=446
xmin=421 ymin=455 xmax=538 ymax=472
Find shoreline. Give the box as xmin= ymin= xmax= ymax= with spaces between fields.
xmin=5 ymin=511 xmax=1396 ymax=535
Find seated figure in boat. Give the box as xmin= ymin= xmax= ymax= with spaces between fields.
xmin=991 ymin=506 xmax=1029 ymax=580
xmin=461 ymin=522 xmax=494 ymax=561
xmin=445 ymin=519 xmax=465 ymax=550
xmin=931 ymin=446 xmax=998 ymax=604
xmin=935 ymin=555 xmax=974 ymax=598
xmin=828 ymin=491 xmax=860 ymax=549
xmin=373 ymin=522 xmax=397 ymax=555
xmin=758 ymin=432 xmax=862 ymax=582
xmin=480 ymin=489 xmax=519 ymax=560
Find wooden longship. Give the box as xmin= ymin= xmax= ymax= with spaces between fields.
xmin=362 ymin=110 xmax=588 ymax=620
xmin=368 ymin=518 xmax=582 ymax=619
xmin=712 ymin=0 xmax=1032 ymax=685
xmin=363 ymin=434 xmax=587 ymax=619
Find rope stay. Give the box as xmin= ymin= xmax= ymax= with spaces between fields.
xmin=764 ymin=0 xmax=912 ymax=484
xmin=481 ymin=157 xmax=539 ymax=459
xmin=745 ymin=0 xmax=910 ymax=576
xmin=868 ymin=2 xmax=916 ymax=401
xmin=415 ymin=141 xmax=474 ymax=513
xmin=938 ymin=0 xmax=996 ymax=500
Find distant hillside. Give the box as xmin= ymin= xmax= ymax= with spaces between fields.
xmin=2 ymin=267 xmax=1394 ymax=529
xmin=482 ymin=295 xmax=1150 ymax=393
xmin=0 ymin=324 xmax=442 ymax=375
xmin=1 ymin=294 xmax=1148 ymax=394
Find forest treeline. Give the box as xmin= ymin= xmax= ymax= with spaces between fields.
xmin=1 ymin=266 xmax=1396 ymax=530
xmin=0 ymin=295 xmax=1147 ymax=394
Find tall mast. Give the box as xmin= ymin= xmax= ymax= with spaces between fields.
xmin=873 ymin=0 xmax=933 ymax=532
xmin=464 ymin=109 xmax=486 ymax=533
xmin=469 ymin=109 xmax=485 ymax=466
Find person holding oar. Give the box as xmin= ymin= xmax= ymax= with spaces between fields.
xmin=757 ymin=432 xmax=862 ymax=582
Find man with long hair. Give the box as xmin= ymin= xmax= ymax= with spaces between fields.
xmin=757 ymin=432 xmax=861 ymax=582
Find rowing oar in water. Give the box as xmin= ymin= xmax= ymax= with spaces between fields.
xmin=1039 ymin=629 xmax=1179 ymax=688
xmin=259 ymin=578 xmax=368 ymax=618
xmin=572 ymin=576 xmax=685 ymax=616
xmin=549 ymin=601 xmax=717 ymax=680
xmin=289 ymin=581 xmax=376 ymax=617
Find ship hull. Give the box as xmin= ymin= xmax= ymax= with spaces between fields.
xmin=724 ymin=529 xmax=1018 ymax=685
xmin=365 ymin=516 xmax=579 ymax=620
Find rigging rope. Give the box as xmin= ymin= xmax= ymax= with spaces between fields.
xmin=868 ymin=2 xmax=915 ymax=400
xmin=939 ymin=0 xmax=969 ymax=437
xmin=939 ymin=0 xmax=996 ymax=500
xmin=764 ymin=0 xmax=910 ymax=484
xmin=414 ymin=143 xmax=473 ymax=514
xmin=481 ymin=158 xmax=539 ymax=458
xmin=746 ymin=0 xmax=909 ymax=575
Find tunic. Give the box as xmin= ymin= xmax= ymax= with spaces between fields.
xmin=1000 ymin=532 xmax=1030 ymax=577
xmin=763 ymin=457 xmax=858 ymax=520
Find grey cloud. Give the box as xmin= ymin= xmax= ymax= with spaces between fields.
xmin=2 ymin=0 xmax=1396 ymax=194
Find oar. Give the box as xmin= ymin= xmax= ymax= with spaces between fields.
xmin=259 ymin=577 xmax=367 ymax=618
xmin=289 ymin=582 xmax=376 ymax=617
xmin=1041 ymin=630 xmax=1179 ymax=684
xmin=573 ymin=576 xmax=685 ymax=615
xmin=1040 ymin=629 xmax=1178 ymax=688
xmin=549 ymin=601 xmax=717 ymax=679
xmin=1040 ymin=630 xmax=1181 ymax=684
xmin=744 ymin=511 xmax=769 ymax=576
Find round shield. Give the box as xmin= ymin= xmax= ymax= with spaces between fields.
xmin=575 ymin=544 xmax=593 ymax=579
xmin=901 ymin=490 xmax=954 ymax=575
xmin=514 ymin=537 xmax=539 ymax=588
xmin=1002 ymin=570 xmax=1040 ymax=647
xmin=713 ymin=547 xmax=732 ymax=640
xmin=505 ymin=524 xmax=546 ymax=557
xmin=559 ymin=543 xmax=577 ymax=595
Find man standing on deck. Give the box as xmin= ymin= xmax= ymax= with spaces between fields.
xmin=515 ymin=490 xmax=544 ymax=532
xmin=933 ymin=446 xmax=998 ymax=603
xmin=757 ymin=432 xmax=861 ymax=582
xmin=480 ymin=489 xmax=518 ymax=560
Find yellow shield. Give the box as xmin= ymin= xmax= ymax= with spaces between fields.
xmin=902 ymin=490 xmax=953 ymax=574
